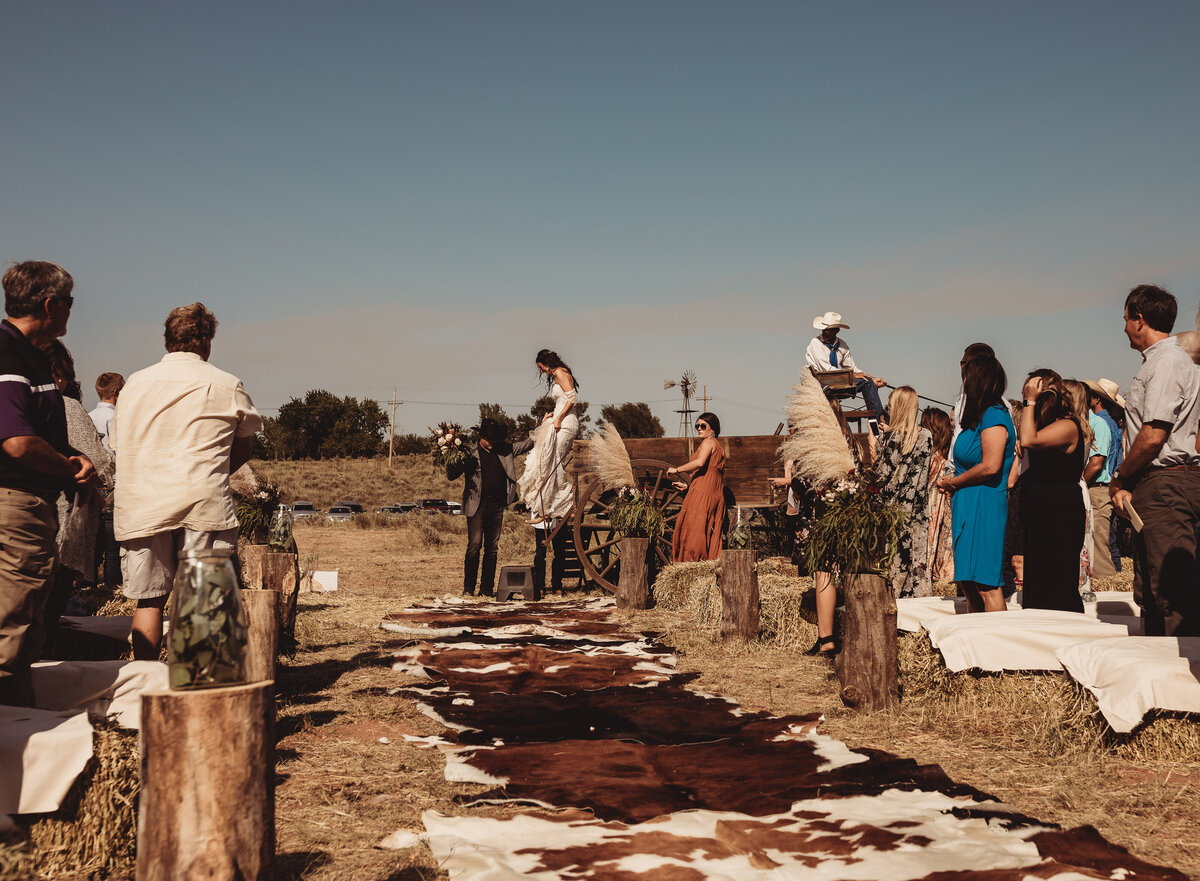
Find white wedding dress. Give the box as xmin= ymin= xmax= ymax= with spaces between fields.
xmin=517 ymin=383 xmax=579 ymax=521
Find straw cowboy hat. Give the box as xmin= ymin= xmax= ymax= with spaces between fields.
xmin=1083 ymin=378 xmax=1126 ymax=410
xmin=813 ymin=311 xmax=850 ymax=330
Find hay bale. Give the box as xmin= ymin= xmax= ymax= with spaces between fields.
xmin=897 ymin=629 xmax=1200 ymax=761
xmin=17 ymin=720 xmax=138 ymax=879
xmin=654 ymin=562 xmax=820 ymax=649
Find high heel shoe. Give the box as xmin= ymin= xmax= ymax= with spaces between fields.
xmin=805 ymin=635 xmax=838 ymax=656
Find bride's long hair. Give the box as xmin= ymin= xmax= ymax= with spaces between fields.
xmin=535 ymin=349 xmax=579 ymax=391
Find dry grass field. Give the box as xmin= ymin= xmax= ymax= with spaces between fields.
xmin=267 ymin=517 xmax=1199 ymax=881
xmin=7 ymin=456 xmax=1198 ymax=879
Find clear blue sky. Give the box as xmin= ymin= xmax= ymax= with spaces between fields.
xmin=3 ymin=1 xmax=1198 ymax=437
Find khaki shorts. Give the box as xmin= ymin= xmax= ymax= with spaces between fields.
xmin=121 ymin=527 xmax=239 ymax=601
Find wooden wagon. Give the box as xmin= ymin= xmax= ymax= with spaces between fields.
xmin=551 ymin=434 xmax=787 ymax=593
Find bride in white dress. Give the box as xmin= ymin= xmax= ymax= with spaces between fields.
xmin=517 ymin=349 xmax=580 ymax=523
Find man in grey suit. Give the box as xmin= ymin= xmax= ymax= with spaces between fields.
xmin=448 ymin=418 xmax=534 ymax=596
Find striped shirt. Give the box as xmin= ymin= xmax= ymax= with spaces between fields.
xmin=0 ymin=320 xmax=72 ymax=498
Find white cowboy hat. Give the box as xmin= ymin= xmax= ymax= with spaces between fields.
xmin=1083 ymin=378 xmax=1126 ymax=410
xmin=813 ymin=311 xmax=850 ymax=330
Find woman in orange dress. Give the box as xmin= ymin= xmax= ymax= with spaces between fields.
xmin=667 ymin=412 xmax=726 ymax=562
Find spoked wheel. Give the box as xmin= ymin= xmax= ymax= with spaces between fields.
xmin=573 ymin=458 xmax=689 ymax=593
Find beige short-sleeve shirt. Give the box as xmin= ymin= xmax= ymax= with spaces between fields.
xmin=111 ymin=352 xmax=263 ymax=540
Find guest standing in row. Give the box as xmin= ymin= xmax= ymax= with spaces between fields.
xmin=937 ymin=355 xmax=1014 ymax=612
xmin=1017 ymin=370 xmax=1087 ymax=613
xmin=874 ymin=386 xmax=932 ymax=597
xmin=668 ymin=412 xmax=726 ymax=562
xmin=921 ymin=407 xmax=955 ymax=583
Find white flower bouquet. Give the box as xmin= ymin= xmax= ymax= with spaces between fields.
xmin=430 ymin=421 xmax=470 ymax=470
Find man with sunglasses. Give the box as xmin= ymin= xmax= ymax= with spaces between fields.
xmin=0 ymin=261 xmax=96 ymax=705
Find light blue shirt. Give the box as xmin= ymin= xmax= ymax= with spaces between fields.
xmin=1087 ymin=411 xmax=1112 ymax=484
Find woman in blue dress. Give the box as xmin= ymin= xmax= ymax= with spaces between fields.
xmin=936 ymin=354 xmax=1015 ymax=612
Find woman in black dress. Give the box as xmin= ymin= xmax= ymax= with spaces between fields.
xmin=1017 ymin=369 xmax=1090 ymax=613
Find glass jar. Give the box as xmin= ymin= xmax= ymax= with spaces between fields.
xmin=167 ymin=548 xmax=247 ymax=689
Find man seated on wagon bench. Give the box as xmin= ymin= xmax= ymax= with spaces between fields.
xmin=805 ymin=311 xmax=886 ymax=435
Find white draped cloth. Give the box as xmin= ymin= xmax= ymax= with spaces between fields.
xmin=517 ymin=385 xmax=579 ymax=521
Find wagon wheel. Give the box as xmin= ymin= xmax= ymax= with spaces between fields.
xmin=573 ymin=459 xmax=689 ymax=593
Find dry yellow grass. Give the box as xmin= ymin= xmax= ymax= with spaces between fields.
xmin=5 ymin=457 xmax=1196 ymax=880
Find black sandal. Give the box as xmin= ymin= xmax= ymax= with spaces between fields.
xmin=806 ymin=635 xmax=837 ymax=656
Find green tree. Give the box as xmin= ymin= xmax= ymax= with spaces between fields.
xmin=265 ymin=389 xmax=389 ymax=459
xmin=389 ymin=433 xmax=428 ymax=455
xmin=598 ymin=402 xmax=664 ymax=438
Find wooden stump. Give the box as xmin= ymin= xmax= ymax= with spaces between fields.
xmin=616 ymin=537 xmax=650 ymax=610
xmin=834 ymin=573 xmax=898 ymax=712
xmin=716 ymin=548 xmax=760 ymax=640
xmin=241 ymin=546 xmax=300 ymax=640
xmin=138 ymin=682 xmax=274 ymax=881
xmin=242 ymin=589 xmax=279 ymax=683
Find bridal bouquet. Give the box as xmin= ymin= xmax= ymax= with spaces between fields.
xmin=429 ymin=422 xmax=470 ymax=470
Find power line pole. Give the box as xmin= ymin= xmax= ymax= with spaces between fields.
xmin=387 ymin=388 xmax=401 ymax=468
xmin=700 ymin=385 xmax=710 ymax=412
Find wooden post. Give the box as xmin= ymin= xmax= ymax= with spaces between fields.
xmin=242 ymin=589 xmax=279 ymax=683
xmin=241 ymin=545 xmax=300 ymax=640
xmin=835 ymin=573 xmax=898 ymax=711
xmin=138 ymin=682 xmax=274 ymax=881
xmin=616 ymin=537 xmax=650 ymax=610
xmin=716 ymin=548 xmax=760 ymax=640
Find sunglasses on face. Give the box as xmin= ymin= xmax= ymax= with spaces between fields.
xmin=695 ymin=422 xmax=709 ymax=430
xmin=45 ymin=295 xmax=74 ymax=308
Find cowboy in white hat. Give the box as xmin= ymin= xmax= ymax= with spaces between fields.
xmin=805 ymin=311 xmax=887 ymax=434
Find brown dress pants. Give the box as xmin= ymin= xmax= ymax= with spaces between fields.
xmin=1130 ymin=470 xmax=1200 ymax=636
xmin=0 ymin=488 xmax=59 ymax=705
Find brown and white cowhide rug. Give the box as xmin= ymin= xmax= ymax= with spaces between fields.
xmin=381 ymin=598 xmax=1187 ymax=880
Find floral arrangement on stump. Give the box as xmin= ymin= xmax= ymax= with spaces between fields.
xmin=608 ymin=485 xmax=667 ymax=540
xmin=429 ymin=421 xmax=469 ymax=470
xmin=779 ymin=368 xmax=905 ymax=577
xmin=234 ymin=482 xmax=281 ymax=544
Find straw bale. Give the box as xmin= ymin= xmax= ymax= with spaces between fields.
xmin=898 ymin=630 xmax=1200 ymax=762
xmin=18 ymin=719 xmax=138 ymax=879
xmin=653 ymin=561 xmax=819 ymax=649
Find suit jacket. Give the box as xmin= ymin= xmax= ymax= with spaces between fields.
xmin=448 ymin=437 xmax=535 ymax=517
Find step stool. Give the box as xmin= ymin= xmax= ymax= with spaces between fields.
xmin=496 ymin=565 xmax=538 ymax=601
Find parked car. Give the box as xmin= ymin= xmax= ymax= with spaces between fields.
xmin=334 ymin=500 xmax=365 ymax=514
xmin=378 ymin=502 xmax=416 ymax=515
xmin=325 ymin=505 xmax=355 ymax=523
xmin=448 ymin=502 xmax=463 ymax=515
xmin=417 ymin=498 xmax=454 ymax=514
xmin=291 ymin=501 xmax=321 ymax=520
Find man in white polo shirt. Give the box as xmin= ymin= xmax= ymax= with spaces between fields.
xmin=111 ymin=303 xmax=262 ymax=659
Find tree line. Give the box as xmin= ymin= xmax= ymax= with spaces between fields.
xmin=255 ymin=390 xmax=665 ymax=460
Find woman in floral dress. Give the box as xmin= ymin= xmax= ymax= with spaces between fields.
xmin=921 ymin=407 xmax=955 ymax=584
xmin=873 ymin=387 xmax=933 ymax=598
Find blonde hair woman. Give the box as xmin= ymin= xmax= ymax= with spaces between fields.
xmin=1017 ymin=369 xmax=1087 ymax=612
xmin=873 ymin=386 xmax=934 ymax=597
xmin=1064 ymin=378 xmax=1098 ymax=596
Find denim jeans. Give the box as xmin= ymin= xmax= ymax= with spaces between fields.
xmin=464 ymin=500 xmax=505 ymax=595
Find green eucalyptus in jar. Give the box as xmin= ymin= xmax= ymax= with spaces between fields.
xmin=167 ymin=548 xmax=247 ymax=689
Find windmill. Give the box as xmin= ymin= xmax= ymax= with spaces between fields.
xmin=664 ymin=370 xmax=698 ymax=437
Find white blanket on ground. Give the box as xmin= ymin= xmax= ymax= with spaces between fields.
xmin=0 ymin=706 xmax=92 ymax=814
xmin=925 ymin=609 xmax=1136 ymax=672
xmin=897 ymin=591 xmax=1142 ymax=635
xmin=1056 ymin=637 xmax=1200 ymax=733
xmin=31 ymin=660 xmax=169 ymax=730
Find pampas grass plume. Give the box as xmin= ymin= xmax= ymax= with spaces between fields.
xmin=780 ymin=368 xmax=855 ymax=487
xmin=585 ymin=422 xmax=635 ymax=490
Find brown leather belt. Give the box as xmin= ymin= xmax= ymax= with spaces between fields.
xmin=1144 ymin=464 xmax=1200 ymax=474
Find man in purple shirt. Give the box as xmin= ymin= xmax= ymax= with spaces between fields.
xmin=0 ymin=261 xmax=95 ymax=705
